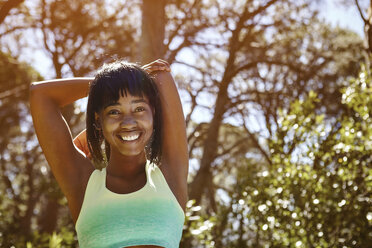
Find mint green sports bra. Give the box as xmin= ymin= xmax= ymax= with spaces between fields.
xmin=75 ymin=161 xmax=185 ymax=248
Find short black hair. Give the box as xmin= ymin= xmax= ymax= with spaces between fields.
xmin=86 ymin=60 xmax=163 ymax=167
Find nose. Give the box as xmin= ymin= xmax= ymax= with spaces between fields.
xmin=120 ymin=115 xmax=137 ymax=129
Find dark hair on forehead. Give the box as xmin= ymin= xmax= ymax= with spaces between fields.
xmin=94 ymin=61 xmax=151 ymax=109
xmin=86 ymin=60 xmax=163 ymax=167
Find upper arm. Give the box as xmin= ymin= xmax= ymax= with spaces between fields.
xmin=30 ymin=85 xmax=93 ymax=197
xmin=154 ymin=72 xmax=188 ymax=179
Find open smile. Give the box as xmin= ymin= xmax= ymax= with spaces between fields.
xmin=117 ymin=132 xmax=142 ymax=142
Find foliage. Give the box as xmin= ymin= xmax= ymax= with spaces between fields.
xmin=0 ymin=52 xmax=78 ymax=247
xmin=181 ymin=200 xmax=217 ymax=247
xmin=210 ymin=68 xmax=371 ymax=246
xmin=25 ymin=228 xmax=76 ymax=248
xmin=0 ymin=52 xmax=43 ymax=246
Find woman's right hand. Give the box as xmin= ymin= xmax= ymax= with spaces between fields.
xmin=142 ymin=59 xmax=171 ymax=74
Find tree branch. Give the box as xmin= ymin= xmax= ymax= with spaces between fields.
xmin=0 ymin=84 xmax=28 ymax=100
xmin=355 ymin=0 xmax=368 ymax=24
xmin=214 ymin=137 xmax=251 ymax=160
xmin=0 ymin=0 xmax=25 ymax=24
xmin=0 ymin=25 xmax=36 ymax=37
xmin=247 ymin=0 xmax=279 ymax=20
xmin=240 ymin=110 xmax=272 ymax=165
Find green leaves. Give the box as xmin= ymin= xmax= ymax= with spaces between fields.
xmin=24 ymin=229 xmax=76 ymax=248
xmin=181 ymin=200 xmax=216 ymax=247
xmin=260 ymin=68 xmax=372 ymax=246
xmin=199 ymin=66 xmax=371 ymax=247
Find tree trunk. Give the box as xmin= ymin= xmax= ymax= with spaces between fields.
xmin=187 ymin=3 xmax=250 ymax=208
xmin=365 ymin=1 xmax=372 ymax=55
xmin=357 ymin=0 xmax=372 ymax=66
xmin=188 ymin=52 xmax=237 ymax=207
xmin=188 ymin=87 xmax=228 ymax=204
xmin=139 ymin=0 xmax=166 ymax=64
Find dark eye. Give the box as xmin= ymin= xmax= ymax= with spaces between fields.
xmin=135 ymin=107 xmax=146 ymax=112
xmin=108 ymin=109 xmax=120 ymax=115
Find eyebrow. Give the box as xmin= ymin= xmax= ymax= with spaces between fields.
xmin=104 ymin=98 xmax=148 ymax=108
xmin=131 ymin=99 xmax=147 ymax=104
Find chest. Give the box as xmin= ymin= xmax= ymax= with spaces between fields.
xmin=106 ymin=172 xmax=147 ymax=195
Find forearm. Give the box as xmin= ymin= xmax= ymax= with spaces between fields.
xmin=143 ymin=59 xmax=188 ymax=173
xmin=153 ymin=72 xmax=188 ymax=161
xmin=30 ymin=77 xmax=94 ymax=107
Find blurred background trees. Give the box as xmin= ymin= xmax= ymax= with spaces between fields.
xmin=0 ymin=0 xmax=370 ymax=247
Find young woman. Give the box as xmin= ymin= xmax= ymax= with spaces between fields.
xmin=30 ymin=59 xmax=188 ymax=248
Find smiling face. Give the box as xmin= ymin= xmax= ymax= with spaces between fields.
xmin=86 ymin=61 xmax=163 ymax=165
xmin=96 ymin=94 xmax=154 ymax=160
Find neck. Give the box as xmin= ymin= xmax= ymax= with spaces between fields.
xmin=106 ymin=151 xmax=147 ymax=180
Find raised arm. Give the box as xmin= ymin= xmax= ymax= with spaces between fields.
xmin=142 ymin=60 xmax=188 ymax=180
xmin=29 ymin=78 xmax=94 ymax=198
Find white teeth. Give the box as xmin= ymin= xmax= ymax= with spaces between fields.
xmin=120 ymin=134 xmax=140 ymax=141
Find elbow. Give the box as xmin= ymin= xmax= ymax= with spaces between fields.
xmin=29 ymin=82 xmax=41 ymax=103
xmin=29 ymin=81 xmax=51 ymax=107
xmin=29 ymin=82 xmax=40 ymax=111
xmin=29 ymin=82 xmax=36 ymax=99
xmin=29 ymin=81 xmax=41 ymax=96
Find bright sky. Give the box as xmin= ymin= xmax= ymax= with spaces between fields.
xmin=319 ymin=0 xmax=364 ymax=37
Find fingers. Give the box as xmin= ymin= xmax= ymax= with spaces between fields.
xmin=142 ymin=59 xmax=171 ymax=74
xmin=146 ymin=65 xmax=171 ymax=73
xmin=156 ymin=59 xmax=170 ymax=67
xmin=149 ymin=59 xmax=169 ymax=67
xmin=142 ymin=65 xmax=170 ymax=73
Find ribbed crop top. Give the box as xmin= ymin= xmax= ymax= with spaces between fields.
xmin=75 ymin=161 xmax=185 ymax=248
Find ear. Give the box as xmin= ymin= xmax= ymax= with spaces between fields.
xmin=94 ymin=112 xmax=102 ymax=130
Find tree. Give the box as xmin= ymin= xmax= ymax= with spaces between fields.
xmin=0 ymin=51 xmax=51 ymax=246
xmin=175 ymin=0 xmax=364 ymax=246
xmin=353 ymin=0 xmax=372 ymax=55
xmin=217 ymin=68 xmax=371 ymax=246
xmin=183 ymin=0 xmax=363 ymax=209
xmin=35 ymin=0 xmax=137 ymax=78
xmin=338 ymin=0 xmax=372 ymax=65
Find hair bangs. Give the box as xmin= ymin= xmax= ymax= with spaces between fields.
xmin=96 ymin=70 xmax=149 ymax=112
